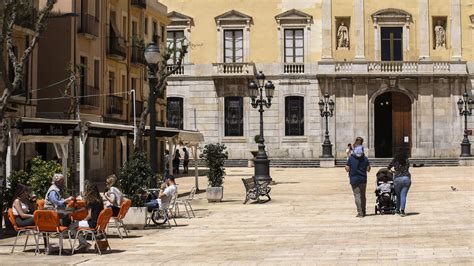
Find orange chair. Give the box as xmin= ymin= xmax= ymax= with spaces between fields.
xmin=36 ymin=199 xmax=45 ymax=210
xmin=34 ymin=210 xmax=72 ymax=256
xmin=7 ymin=208 xmax=38 ymax=253
xmin=109 ymin=199 xmax=132 ymax=239
xmin=68 ymin=200 xmax=88 ymax=221
xmin=72 ymin=208 xmax=113 ymax=255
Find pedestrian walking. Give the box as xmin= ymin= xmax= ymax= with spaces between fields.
xmin=183 ymin=147 xmax=190 ymax=174
xmin=173 ymin=149 xmax=181 ymax=174
xmin=345 ymin=149 xmax=371 ymax=217
xmin=388 ymin=147 xmax=412 ymax=217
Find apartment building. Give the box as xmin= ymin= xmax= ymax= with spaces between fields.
xmin=161 ymin=0 xmax=474 ymax=160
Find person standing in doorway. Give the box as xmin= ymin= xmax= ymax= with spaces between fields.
xmin=388 ymin=148 xmax=412 ymax=217
xmin=183 ymin=147 xmax=190 ymax=174
xmin=345 ymin=150 xmax=371 ymax=217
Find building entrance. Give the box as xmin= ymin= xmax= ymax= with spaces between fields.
xmin=374 ymin=92 xmax=411 ymax=157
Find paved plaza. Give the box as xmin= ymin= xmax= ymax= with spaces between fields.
xmin=0 ymin=166 xmax=473 ymax=265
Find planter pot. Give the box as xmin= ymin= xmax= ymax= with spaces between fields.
xmin=206 ymin=187 xmax=223 ymax=202
xmin=121 ymin=207 xmax=148 ymax=230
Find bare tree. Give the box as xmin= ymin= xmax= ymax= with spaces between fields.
xmin=0 ymin=0 xmax=57 ymax=233
xmin=134 ymin=40 xmax=189 ymax=152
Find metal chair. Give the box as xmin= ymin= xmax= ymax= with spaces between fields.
xmin=33 ymin=210 xmax=72 ymax=256
xmin=7 ymin=208 xmax=38 ymax=253
xmin=175 ymin=187 xmax=196 ymax=218
xmin=72 ymin=208 xmax=113 ymax=255
xmin=109 ymin=199 xmax=132 ymax=239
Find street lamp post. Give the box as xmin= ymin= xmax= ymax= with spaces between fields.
xmin=319 ymin=93 xmax=335 ymax=158
xmin=248 ymin=71 xmax=275 ymax=182
xmin=144 ymin=41 xmax=161 ymax=188
xmin=457 ymin=92 xmax=473 ymax=157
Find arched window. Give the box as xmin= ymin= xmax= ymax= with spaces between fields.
xmin=285 ymin=96 xmax=304 ymax=136
xmin=167 ymin=97 xmax=183 ymax=129
xmin=224 ymin=97 xmax=243 ymax=136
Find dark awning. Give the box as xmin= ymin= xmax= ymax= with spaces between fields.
xmin=144 ymin=126 xmax=180 ymax=138
xmin=16 ymin=117 xmax=80 ymax=136
xmin=84 ymin=121 xmax=133 ymax=138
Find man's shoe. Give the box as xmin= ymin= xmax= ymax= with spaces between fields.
xmin=356 ymin=214 xmax=364 ymax=218
xmin=400 ymin=210 xmax=406 ymax=217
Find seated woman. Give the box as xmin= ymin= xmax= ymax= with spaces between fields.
xmin=104 ymin=174 xmax=123 ymax=217
xmin=71 ymin=182 xmax=104 ymax=253
xmin=12 ymin=184 xmax=35 ymax=227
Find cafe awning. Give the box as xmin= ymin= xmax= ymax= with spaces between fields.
xmin=144 ymin=125 xmax=180 ymax=137
xmin=84 ymin=121 xmax=134 ymax=138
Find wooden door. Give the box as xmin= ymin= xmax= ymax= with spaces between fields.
xmin=391 ymin=92 xmax=411 ymax=156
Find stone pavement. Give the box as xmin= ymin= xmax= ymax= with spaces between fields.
xmin=0 ymin=166 xmax=473 ymax=265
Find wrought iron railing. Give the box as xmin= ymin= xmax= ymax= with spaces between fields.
xmin=80 ymin=86 xmax=100 ymax=107
xmin=107 ymin=36 xmax=126 ymax=58
xmin=131 ymin=45 xmax=145 ymax=64
xmin=79 ymin=14 xmax=99 ymax=37
xmin=107 ymin=95 xmax=124 ymax=115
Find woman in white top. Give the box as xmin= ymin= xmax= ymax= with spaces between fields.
xmin=12 ymin=184 xmax=35 ymax=227
xmin=104 ymin=175 xmax=123 ymax=217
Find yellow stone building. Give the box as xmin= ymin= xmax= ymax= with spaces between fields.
xmin=162 ymin=0 xmax=474 ymax=162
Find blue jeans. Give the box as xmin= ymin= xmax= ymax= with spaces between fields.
xmin=145 ymin=199 xmax=159 ymax=209
xmin=394 ymin=176 xmax=411 ymax=211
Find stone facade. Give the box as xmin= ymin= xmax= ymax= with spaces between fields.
xmin=162 ymin=0 xmax=474 ymax=159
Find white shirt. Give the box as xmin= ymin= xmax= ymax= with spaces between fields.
xmin=13 ymin=201 xmax=29 ymax=216
xmin=159 ymin=184 xmax=177 ymax=210
xmin=106 ymin=186 xmax=123 ymax=207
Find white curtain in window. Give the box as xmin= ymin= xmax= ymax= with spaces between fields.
xmin=224 ymin=30 xmax=243 ymax=63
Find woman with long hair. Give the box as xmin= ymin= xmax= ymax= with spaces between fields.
xmin=388 ymin=147 xmax=412 ymax=216
xmin=71 ymin=182 xmax=104 ymax=252
xmin=11 ymin=184 xmax=35 ymax=227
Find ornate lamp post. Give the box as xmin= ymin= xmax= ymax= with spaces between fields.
xmin=248 ymin=71 xmax=275 ymax=182
xmin=457 ymin=92 xmax=473 ymax=157
xmin=319 ymin=93 xmax=335 ymax=158
xmin=144 ymin=41 xmax=161 ymax=188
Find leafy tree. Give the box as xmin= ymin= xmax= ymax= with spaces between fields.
xmin=3 ymin=170 xmax=29 ymax=210
xmin=28 ymin=157 xmax=63 ymax=199
xmin=200 ymin=143 xmax=228 ymax=187
xmin=118 ymin=152 xmax=153 ymax=207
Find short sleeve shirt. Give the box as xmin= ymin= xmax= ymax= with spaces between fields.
xmin=346 ymin=155 xmax=370 ymax=185
xmin=86 ymin=201 xmax=104 ymax=228
xmin=160 ymin=184 xmax=177 ymax=210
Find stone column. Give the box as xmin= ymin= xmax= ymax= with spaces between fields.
xmin=321 ymin=0 xmax=333 ymax=60
xmin=418 ymin=0 xmax=430 ymax=60
xmin=354 ymin=0 xmax=365 ymax=60
xmin=373 ymin=18 xmax=380 ymax=60
xmin=451 ymin=0 xmax=462 ymax=60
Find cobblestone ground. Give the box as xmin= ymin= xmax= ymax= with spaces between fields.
xmin=0 ymin=166 xmax=473 ymax=265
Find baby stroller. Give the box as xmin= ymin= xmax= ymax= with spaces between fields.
xmin=374 ymin=168 xmax=397 ymax=215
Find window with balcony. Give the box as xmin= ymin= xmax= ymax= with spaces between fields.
xmin=224 ymin=97 xmax=243 ymax=136
xmin=284 ymin=29 xmax=304 ymax=63
xmin=381 ymin=27 xmax=403 ymax=61
xmin=167 ymin=30 xmax=185 ymax=64
xmin=285 ymin=96 xmax=304 ymax=136
xmin=224 ymin=30 xmax=243 ymax=63
xmin=167 ymin=97 xmax=183 ymax=129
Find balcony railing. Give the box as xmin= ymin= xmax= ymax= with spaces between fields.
xmin=79 ymin=14 xmax=99 ymax=37
xmin=131 ymin=0 xmax=147 ymax=8
xmin=80 ymin=86 xmax=100 ymax=107
xmin=166 ymin=64 xmax=185 ymax=76
xmin=212 ymin=63 xmax=253 ymax=76
xmin=107 ymin=95 xmax=124 ymax=115
xmin=131 ymin=45 xmax=145 ymax=64
xmin=283 ymin=63 xmax=305 ymax=74
xmin=320 ymin=61 xmax=467 ymax=76
xmin=107 ymin=36 xmax=126 ymax=59
xmin=130 ymin=101 xmax=144 ymax=118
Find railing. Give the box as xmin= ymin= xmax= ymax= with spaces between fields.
xmin=367 ymin=61 xmax=418 ymax=73
xmin=79 ymin=14 xmax=99 ymax=37
xmin=80 ymin=86 xmax=100 ymax=107
xmin=166 ymin=64 xmax=185 ymax=75
xmin=107 ymin=36 xmax=127 ymax=58
xmin=130 ymin=101 xmax=144 ymax=118
xmin=334 ymin=62 xmax=353 ymax=72
xmin=213 ymin=63 xmax=253 ymax=75
xmin=131 ymin=45 xmax=145 ymax=64
xmin=433 ymin=62 xmax=450 ymax=72
xmin=283 ymin=63 xmax=305 ymax=74
xmin=107 ymin=95 xmax=124 ymax=115
xmin=131 ymin=0 xmax=146 ymax=8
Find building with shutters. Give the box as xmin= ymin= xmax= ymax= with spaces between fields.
xmin=161 ymin=0 xmax=474 ymax=161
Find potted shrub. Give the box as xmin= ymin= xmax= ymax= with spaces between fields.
xmin=200 ymin=143 xmax=228 ymax=202
xmin=118 ymin=152 xmax=153 ymax=229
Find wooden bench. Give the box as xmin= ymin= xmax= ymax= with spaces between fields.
xmin=242 ymin=177 xmax=271 ymax=204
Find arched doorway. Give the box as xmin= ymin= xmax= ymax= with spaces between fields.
xmin=374 ymin=91 xmax=411 ymax=158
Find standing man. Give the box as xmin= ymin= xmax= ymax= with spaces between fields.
xmin=345 ymin=150 xmax=371 ymax=217
xmin=183 ymin=147 xmax=190 ymax=174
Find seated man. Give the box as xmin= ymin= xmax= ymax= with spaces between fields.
xmin=44 ymin=173 xmax=73 ymax=225
xmin=145 ymin=176 xmax=177 ymax=211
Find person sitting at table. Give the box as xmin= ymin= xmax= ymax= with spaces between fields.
xmin=104 ymin=174 xmax=123 ymax=217
xmin=44 ymin=173 xmax=73 ymax=210
xmin=12 ymin=183 xmax=35 ymax=227
xmin=71 ymin=182 xmax=104 ymax=253
xmin=144 ymin=176 xmax=177 ymax=212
